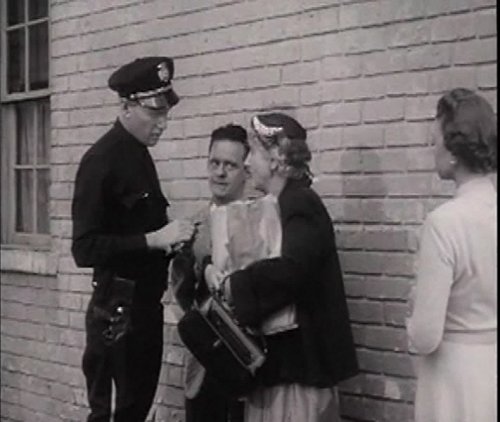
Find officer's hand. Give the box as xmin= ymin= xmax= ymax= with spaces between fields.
xmin=146 ymin=219 xmax=195 ymax=251
xmin=204 ymin=264 xmax=224 ymax=292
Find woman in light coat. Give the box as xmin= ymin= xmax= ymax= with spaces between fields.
xmin=407 ymin=88 xmax=497 ymax=422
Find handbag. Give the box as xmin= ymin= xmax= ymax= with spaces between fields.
xmin=177 ymin=295 xmax=266 ymax=397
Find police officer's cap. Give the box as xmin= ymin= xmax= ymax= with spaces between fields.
xmin=108 ymin=56 xmax=179 ymax=110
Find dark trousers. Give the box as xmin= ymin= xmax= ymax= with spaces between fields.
xmin=185 ymin=375 xmax=244 ymax=422
xmin=82 ymin=300 xmax=163 ymax=422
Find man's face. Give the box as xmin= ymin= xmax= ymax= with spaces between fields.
xmin=126 ymin=102 xmax=169 ymax=147
xmin=207 ymin=139 xmax=248 ymax=205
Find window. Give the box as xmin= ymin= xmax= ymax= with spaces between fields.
xmin=1 ymin=0 xmax=50 ymax=247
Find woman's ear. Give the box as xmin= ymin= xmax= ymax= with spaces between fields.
xmin=269 ymin=150 xmax=289 ymax=177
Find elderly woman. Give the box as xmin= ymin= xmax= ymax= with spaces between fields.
xmin=407 ymin=88 xmax=497 ymax=422
xmin=206 ymin=112 xmax=359 ymax=422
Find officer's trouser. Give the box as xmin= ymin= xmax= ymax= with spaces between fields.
xmin=82 ymin=298 xmax=163 ymax=422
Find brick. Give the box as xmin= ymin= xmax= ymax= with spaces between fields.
xmin=51 ymin=56 xmax=79 ymax=77
xmin=322 ymin=55 xmax=362 ymax=80
xmin=363 ymin=326 xmax=408 ymax=351
xmin=355 ymin=348 xmax=384 ymax=373
xmin=165 ymin=180 xmax=202 ymax=200
xmin=363 ymin=98 xmax=406 ymax=123
xmin=340 ymin=2 xmax=381 ymax=29
xmin=384 ymin=401 xmax=414 ymax=422
xmin=427 ymin=66 xmax=477 ymax=93
xmin=282 ymin=61 xmax=320 ymax=85
xmin=295 ymin=107 xmax=320 ymax=130
xmin=321 ymin=102 xmax=362 ymax=126
xmin=384 ymin=302 xmax=409 ymax=327
xmin=261 ymin=86 xmax=300 ymax=110
xmin=360 ymin=149 xmax=408 ymax=172
xmin=300 ymin=84 xmax=322 ymax=106
xmin=390 ymin=21 xmax=431 ymax=47
xmin=340 ymin=250 xmax=414 ymax=276
xmin=407 ymin=44 xmax=452 ymax=70
xmin=386 ymin=72 xmax=428 ymax=96
xmin=342 ymin=274 xmax=366 ymax=298
xmin=311 ymin=175 xmax=343 ymax=197
xmin=321 ymin=80 xmax=345 ymax=103
xmin=301 ymin=33 xmax=344 ymax=61
xmin=363 ymin=50 xmax=406 ymax=76
xmin=383 ymin=352 xmax=416 ymax=377
xmin=342 ymin=175 xmax=388 ymax=197
xmin=323 ymin=198 xmax=364 ymax=223
xmin=348 ymin=300 xmax=385 ymax=323
xmin=355 ymin=374 xmax=414 ymax=401
xmin=454 ymin=37 xmax=497 ymax=64
xmin=407 ymin=146 xmax=435 ymax=171
xmin=405 ymin=95 xmax=442 ymax=121
xmin=430 ymin=14 xmax=476 ymax=42
xmin=318 ymin=150 xmax=362 ymax=174
xmin=472 ymin=0 xmax=497 ymax=8
xmin=478 ymin=64 xmax=497 ymax=88
xmin=342 ymin=124 xmax=385 ymax=148
xmin=299 ymin=7 xmax=340 ymax=36
xmin=342 ymin=27 xmax=387 ymax=54
xmin=389 ymin=0 xmax=426 ymax=21
xmin=362 ymin=227 xmax=411 ymax=251
xmin=364 ymin=277 xmax=412 ymax=300
xmin=314 ymin=127 xmax=342 ymax=151
xmin=161 ymin=386 xmax=185 ymax=407
xmin=343 ymin=76 xmax=386 ymax=101
xmin=476 ymin=9 xmax=497 ymax=37
xmin=447 ymin=0 xmax=473 ymax=13
xmin=385 ymin=121 xmax=430 ymax=146
xmin=361 ymin=198 xmax=426 ymax=224
xmin=425 ymin=0 xmax=454 ymax=17
xmin=385 ymin=173 xmax=433 ymax=196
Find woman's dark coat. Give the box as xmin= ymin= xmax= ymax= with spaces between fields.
xmin=229 ymin=178 xmax=359 ymax=387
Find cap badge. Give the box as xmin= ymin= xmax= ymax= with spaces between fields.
xmin=157 ymin=62 xmax=170 ymax=82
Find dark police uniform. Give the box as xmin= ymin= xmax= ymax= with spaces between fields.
xmin=71 ymin=57 xmax=179 ymax=422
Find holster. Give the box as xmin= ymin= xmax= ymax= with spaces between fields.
xmin=91 ymin=274 xmax=135 ymax=346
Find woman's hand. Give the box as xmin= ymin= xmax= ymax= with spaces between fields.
xmin=204 ymin=264 xmax=224 ymax=293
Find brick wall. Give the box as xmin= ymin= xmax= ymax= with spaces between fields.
xmin=1 ymin=0 xmax=497 ymax=421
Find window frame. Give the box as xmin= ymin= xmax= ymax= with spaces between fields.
xmin=1 ymin=0 xmax=51 ymax=249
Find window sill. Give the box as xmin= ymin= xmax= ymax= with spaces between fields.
xmin=0 ymin=246 xmax=58 ymax=276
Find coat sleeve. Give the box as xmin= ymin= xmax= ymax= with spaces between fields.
xmin=406 ymin=212 xmax=454 ymax=354
xmin=71 ymin=152 xmax=148 ymax=268
xmin=229 ymin=205 xmax=327 ymax=327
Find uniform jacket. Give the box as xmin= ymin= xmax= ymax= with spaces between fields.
xmin=71 ymin=119 xmax=170 ymax=305
xmin=229 ymin=177 xmax=359 ymax=387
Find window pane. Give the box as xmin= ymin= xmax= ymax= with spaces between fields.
xmin=16 ymin=102 xmax=35 ymax=165
xmin=28 ymin=0 xmax=48 ymax=20
xmin=36 ymin=169 xmax=50 ymax=234
xmin=37 ymin=100 xmax=50 ymax=164
xmin=7 ymin=29 xmax=26 ymax=93
xmin=29 ymin=22 xmax=49 ymax=90
xmin=7 ymin=0 xmax=25 ymax=26
xmin=16 ymin=169 xmax=34 ymax=233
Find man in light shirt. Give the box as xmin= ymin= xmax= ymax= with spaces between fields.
xmin=170 ymin=124 xmax=249 ymax=422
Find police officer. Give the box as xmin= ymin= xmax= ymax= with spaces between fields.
xmin=71 ymin=56 xmax=195 ymax=422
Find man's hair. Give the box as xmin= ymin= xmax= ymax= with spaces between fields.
xmin=436 ymin=88 xmax=497 ymax=173
xmin=209 ymin=124 xmax=249 ymax=157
